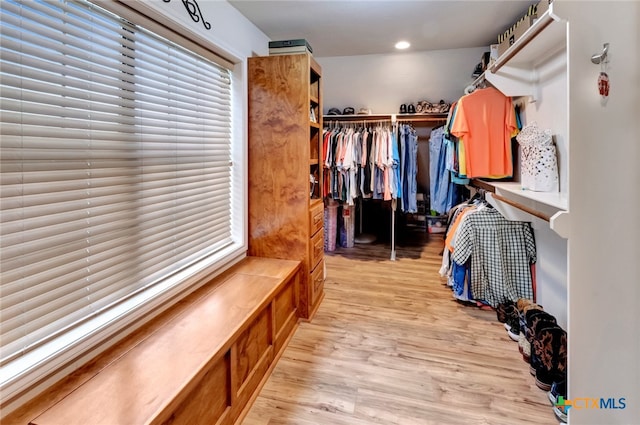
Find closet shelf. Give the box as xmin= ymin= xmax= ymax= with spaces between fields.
xmin=310 ymin=121 xmax=320 ymax=129
xmin=310 ymin=95 xmax=319 ymax=104
xmin=492 ymin=182 xmax=566 ymax=210
xmin=322 ymin=113 xmax=448 ymax=123
xmin=473 ymin=179 xmax=566 ymax=210
xmin=485 ymin=2 xmax=567 ymax=100
xmin=471 ymin=179 xmax=569 ymax=238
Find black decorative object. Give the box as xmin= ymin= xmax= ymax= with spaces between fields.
xmin=163 ymin=0 xmax=211 ymax=30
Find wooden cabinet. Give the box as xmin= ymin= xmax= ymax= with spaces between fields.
xmin=248 ymin=53 xmax=325 ymax=320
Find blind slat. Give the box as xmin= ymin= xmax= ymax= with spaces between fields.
xmin=0 ymin=0 xmax=235 ymax=389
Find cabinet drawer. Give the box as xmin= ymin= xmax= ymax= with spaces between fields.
xmin=310 ymin=259 xmax=324 ymax=305
xmin=309 ymin=227 xmax=324 ymax=270
xmin=310 ymin=202 xmax=324 ymax=236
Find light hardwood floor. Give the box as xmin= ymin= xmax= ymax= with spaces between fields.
xmin=242 ymin=232 xmax=558 ymax=425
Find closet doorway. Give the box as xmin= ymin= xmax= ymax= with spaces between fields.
xmin=323 ymin=116 xmax=458 ymax=258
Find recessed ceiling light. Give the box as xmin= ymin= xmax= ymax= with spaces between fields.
xmin=395 ymin=41 xmax=410 ymax=50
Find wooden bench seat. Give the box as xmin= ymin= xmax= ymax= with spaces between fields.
xmin=14 ymin=257 xmax=301 ymax=425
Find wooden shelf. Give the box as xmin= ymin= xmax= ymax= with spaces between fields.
xmin=322 ymin=113 xmax=448 ymax=123
xmin=310 ymin=121 xmax=320 ymax=129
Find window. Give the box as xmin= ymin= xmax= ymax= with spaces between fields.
xmin=0 ymin=0 xmax=243 ymax=405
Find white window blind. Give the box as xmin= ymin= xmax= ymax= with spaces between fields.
xmin=0 ymin=0 xmax=235 ymax=397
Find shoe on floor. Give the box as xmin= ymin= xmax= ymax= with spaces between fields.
xmin=518 ymin=331 xmax=531 ymax=362
xmin=526 ymin=311 xmax=557 ymax=345
xmin=533 ymin=325 xmax=567 ymax=391
xmin=506 ymin=313 xmax=521 ymax=341
xmin=548 ymin=379 xmax=567 ymax=405
xmin=496 ymin=300 xmax=516 ymax=324
xmin=553 ymin=405 xmax=568 ymax=423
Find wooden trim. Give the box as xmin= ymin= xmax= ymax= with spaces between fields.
xmin=322 ymin=113 xmax=448 ymax=124
xmin=491 ymin=193 xmax=551 ymax=222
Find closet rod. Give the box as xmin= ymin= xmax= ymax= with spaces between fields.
xmin=490 ymin=193 xmax=551 ymax=222
xmin=322 ymin=113 xmax=447 ymax=124
xmin=470 ymin=179 xmax=551 ymax=222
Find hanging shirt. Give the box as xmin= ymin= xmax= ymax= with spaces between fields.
xmin=452 ymin=207 xmax=536 ymax=307
xmin=451 ymin=87 xmax=518 ymax=179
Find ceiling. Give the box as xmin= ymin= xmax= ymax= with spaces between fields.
xmin=228 ymin=0 xmax=535 ymax=57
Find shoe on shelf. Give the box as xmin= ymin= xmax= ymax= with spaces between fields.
xmin=399 ymin=104 xmax=407 ymax=114
xmin=437 ymin=100 xmax=451 ymax=113
xmin=407 ymin=103 xmax=416 ymax=113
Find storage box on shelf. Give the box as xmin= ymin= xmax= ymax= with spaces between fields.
xmin=268 ymin=38 xmax=313 ymax=56
xmin=497 ymin=14 xmax=537 ymax=57
xmin=495 ymin=1 xmax=554 ymax=57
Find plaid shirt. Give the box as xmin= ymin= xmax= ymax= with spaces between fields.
xmin=452 ymin=207 xmax=536 ymax=307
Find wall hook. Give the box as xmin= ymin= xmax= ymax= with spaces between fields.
xmin=591 ymin=43 xmax=609 ymax=64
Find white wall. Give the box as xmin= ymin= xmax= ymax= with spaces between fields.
xmin=520 ymin=51 xmax=569 ymax=330
xmin=317 ymin=47 xmax=486 ymax=196
xmin=317 ymin=47 xmax=487 ymax=114
xmin=561 ymin=1 xmax=640 ymax=423
xmin=124 ymin=0 xmax=270 ymax=60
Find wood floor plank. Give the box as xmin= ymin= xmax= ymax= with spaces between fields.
xmin=242 ymin=234 xmax=558 ymax=425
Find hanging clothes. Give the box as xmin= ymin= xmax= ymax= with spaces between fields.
xmin=440 ymin=196 xmax=536 ymax=307
xmin=451 ymin=206 xmax=536 ymax=307
xmin=429 ymin=125 xmax=462 ymax=215
xmin=450 ymin=86 xmax=518 ymax=179
xmin=399 ymin=123 xmax=418 ymax=213
xmin=323 ymin=122 xmax=408 ymax=206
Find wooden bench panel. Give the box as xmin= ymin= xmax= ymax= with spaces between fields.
xmin=273 ymin=273 xmax=298 ymax=354
xmin=27 ymin=257 xmax=301 ymax=425
xmin=161 ymin=352 xmax=231 ymax=425
xmin=233 ymin=305 xmax=272 ymax=399
xmin=232 ymin=257 xmax=300 ymax=280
